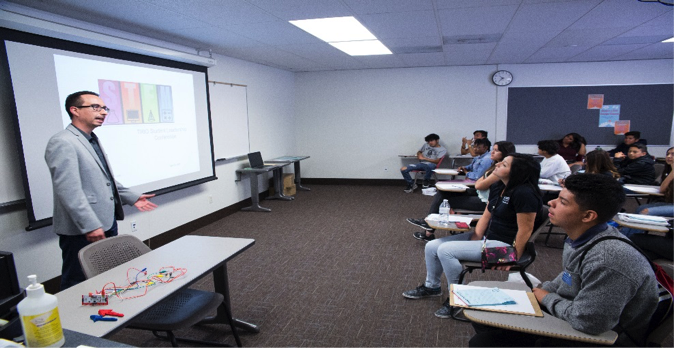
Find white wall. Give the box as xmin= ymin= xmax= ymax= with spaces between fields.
xmin=0 ymin=52 xmax=295 ymax=288
xmin=294 ymin=60 xmax=673 ymax=179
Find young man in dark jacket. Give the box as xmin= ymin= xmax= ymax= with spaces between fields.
xmin=617 ymin=143 xmax=656 ymax=185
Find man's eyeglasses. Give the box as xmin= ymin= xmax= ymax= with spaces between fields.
xmin=74 ymin=104 xmax=110 ymax=112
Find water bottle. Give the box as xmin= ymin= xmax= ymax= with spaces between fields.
xmin=439 ymin=199 xmax=450 ymax=226
xmin=595 ymin=146 xmax=602 ymax=151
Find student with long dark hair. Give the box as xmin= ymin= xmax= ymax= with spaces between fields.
xmin=408 ymin=141 xmax=516 ymax=241
xmin=557 ymin=132 xmax=586 ymax=165
xmin=402 ymin=154 xmax=543 ymax=318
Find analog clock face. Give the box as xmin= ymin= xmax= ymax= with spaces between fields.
xmin=492 ymin=70 xmax=513 ymax=86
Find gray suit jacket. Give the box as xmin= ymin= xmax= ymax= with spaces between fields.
xmin=45 ymin=124 xmax=140 ymax=236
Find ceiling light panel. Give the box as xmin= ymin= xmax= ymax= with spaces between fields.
xmin=289 ymin=16 xmax=376 ymax=42
xmin=330 ymin=40 xmax=392 ymax=56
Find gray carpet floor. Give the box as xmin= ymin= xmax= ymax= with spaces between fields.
xmin=107 ymin=184 xmax=669 ymax=347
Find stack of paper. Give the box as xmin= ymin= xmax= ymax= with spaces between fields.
xmin=454 ymin=287 xmax=517 ymax=306
xmin=618 ymin=213 xmax=670 ymax=226
xmin=426 ymin=214 xmax=473 ymax=225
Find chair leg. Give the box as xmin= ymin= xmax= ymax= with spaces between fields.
xmin=222 ymin=299 xmax=242 ymax=347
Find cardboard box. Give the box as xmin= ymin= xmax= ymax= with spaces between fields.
xmin=270 ymin=173 xmax=296 ymax=196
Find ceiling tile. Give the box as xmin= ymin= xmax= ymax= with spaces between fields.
xmin=544 ymin=27 xmax=633 ymax=48
xmin=525 ymin=45 xmax=591 ymax=63
xmin=353 ymin=54 xmax=407 ymax=69
xmin=398 ymin=52 xmax=446 ymax=67
xmin=245 ymin=0 xmax=353 ymax=20
xmin=434 ymin=0 xmax=523 ymax=10
xmin=567 ymin=43 xmax=650 ymax=62
xmin=148 ymin=0 xmax=279 ymax=26
xmin=507 ymin=0 xmax=599 ymax=32
xmin=437 ymin=5 xmax=519 ymax=36
xmin=359 ymin=11 xmax=439 ymax=39
xmin=613 ymin=43 xmax=674 ymax=60
xmin=569 ymin=0 xmax=671 ymax=30
xmin=342 ymin=0 xmax=434 ymax=14
xmin=225 ymin=20 xmax=317 ymax=45
xmin=443 ymin=42 xmax=496 ymax=65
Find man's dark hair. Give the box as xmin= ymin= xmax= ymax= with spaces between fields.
xmin=625 ymin=131 xmax=641 ymax=139
xmin=425 ymin=133 xmax=440 ymax=142
xmin=504 ymin=153 xmax=541 ymax=198
xmin=474 ymin=130 xmax=488 ymax=138
xmin=628 ymin=142 xmax=648 ymax=153
xmin=474 ymin=138 xmax=491 ymax=150
xmin=537 ymin=140 xmax=559 ymax=155
xmin=65 ymin=91 xmax=99 ymax=119
xmin=563 ymin=174 xmax=625 ymax=223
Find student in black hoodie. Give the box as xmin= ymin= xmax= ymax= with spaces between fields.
xmin=617 ymin=143 xmax=655 ymax=185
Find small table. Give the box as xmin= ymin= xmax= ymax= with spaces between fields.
xmin=613 ymin=214 xmax=670 ymax=236
xmin=425 ymin=218 xmax=471 ymax=233
xmin=447 ymin=155 xmax=474 ymax=168
xmin=265 ymin=156 xmax=311 ymax=191
xmin=435 ymin=181 xmax=473 ymax=192
xmin=463 ymin=281 xmax=618 ymax=346
xmin=55 ymin=236 xmax=258 ymax=338
xmin=539 ymin=184 xmax=563 ymax=192
xmin=623 ymin=184 xmax=663 ymax=196
xmin=236 ymin=162 xmax=292 ymax=212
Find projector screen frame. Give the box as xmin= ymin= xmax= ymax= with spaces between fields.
xmin=0 ymin=28 xmax=217 ymax=231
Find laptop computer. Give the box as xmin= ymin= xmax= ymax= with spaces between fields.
xmin=247 ymin=151 xmax=275 ymax=169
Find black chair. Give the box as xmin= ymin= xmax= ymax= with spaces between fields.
xmin=78 ymin=235 xmax=241 ymax=347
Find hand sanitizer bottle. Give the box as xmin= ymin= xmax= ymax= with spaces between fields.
xmin=17 ymin=275 xmax=65 ymax=347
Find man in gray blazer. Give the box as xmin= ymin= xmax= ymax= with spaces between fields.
xmin=45 ymin=91 xmax=157 ymax=290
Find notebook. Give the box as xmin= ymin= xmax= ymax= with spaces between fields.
xmin=247 ymin=152 xmax=275 ymax=169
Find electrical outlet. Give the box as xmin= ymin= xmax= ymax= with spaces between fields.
xmin=208 ymin=195 xmax=213 ymax=204
xmin=131 ymin=221 xmax=138 ymax=232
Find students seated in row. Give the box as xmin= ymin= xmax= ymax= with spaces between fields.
xmin=616 ymin=143 xmax=656 ymax=185
xmin=457 ymin=138 xmax=493 ymax=181
xmin=620 ymin=147 xmax=673 ymax=237
xmin=608 ymin=130 xmax=647 ymax=159
xmin=460 ymin=130 xmax=488 ymax=156
xmin=557 ymin=132 xmax=586 ymax=166
xmin=583 ymin=149 xmax=620 ymax=179
xmin=538 ymin=140 xmax=571 ymax=182
xmin=401 ymin=133 xmax=447 ymax=193
xmin=408 ymin=141 xmax=516 ymax=241
xmin=469 ymin=174 xmax=659 ymax=347
xmin=402 ymin=154 xmax=543 ymax=318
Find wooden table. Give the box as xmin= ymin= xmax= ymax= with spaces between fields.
xmin=55 ymin=236 xmax=257 ymax=338
xmin=463 ymin=281 xmax=618 ymax=346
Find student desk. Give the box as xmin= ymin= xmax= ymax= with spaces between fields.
xmin=623 ymin=184 xmax=663 ymax=196
xmin=539 ymin=184 xmax=563 ymax=192
xmin=463 ymin=281 xmax=618 ymax=346
xmin=613 ymin=214 xmax=670 ymax=236
xmin=425 ymin=218 xmax=471 ymax=233
xmin=237 ymin=162 xmax=292 ymax=212
xmin=265 ymin=156 xmax=311 ymax=191
xmin=435 ymin=181 xmax=474 ymax=192
xmin=55 ymin=235 xmax=257 ymax=338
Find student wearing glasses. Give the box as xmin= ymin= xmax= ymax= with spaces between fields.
xmin=45 ymin=91 xmax=158 ymax=290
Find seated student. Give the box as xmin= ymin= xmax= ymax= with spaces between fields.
xmin=608 ymin=131 xmax=647 ymax=159
xmin=583 ymin=149 xmax=620 ymax=179
xmin=402 ymin=154 xmax=543 ymax=318
xmin=557 ymin=132 xmax=586 ymax=166
xmin=538 ymin=140 xmax=571 ymax=182
xmin=457 ymin=138 xmax=493 ymax=181
xmin=616 ymin=143 xmax=656 ymax=185
xmin=469 ymin=174 xmax=659 ymax=347
xmin=401 ymin=133 xmax=447 ymax=193
xmin=408 ymin=141 xmax=516 ymax=241
xmin=620 ymin=146 xmax=673 ymax=237
xmin=460 ymin=130 xmax=488 ymax=156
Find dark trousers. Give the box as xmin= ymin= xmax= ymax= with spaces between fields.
xmin=58 ymin=220 xmax=118 ymax=290
xmin=469 ymin=323 xmax=604 ymax=347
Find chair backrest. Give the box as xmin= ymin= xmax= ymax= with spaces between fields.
xmin=78 ymin=235 xmax=151 ymax=278
xmin=569 ymin=164 xmax=583 ymax=175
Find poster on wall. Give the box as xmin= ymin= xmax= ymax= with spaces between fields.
xmin=587 ymin=94 xmax=604 ymax=109
xmin=598 ymin=105 xmax=620 ymax=127
xmin=614 ymin=120 xmax=630 ymax=135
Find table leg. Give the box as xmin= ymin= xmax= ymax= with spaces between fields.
xmin=266 ymin=168 xmax=294 ymax=201
xmin=202 ymin=264 xmax=260 ymax=333
xmin=294 ymin=161 xmax=310 ymax=191
xmin=242 ymin=172 xmax=272 ymax=212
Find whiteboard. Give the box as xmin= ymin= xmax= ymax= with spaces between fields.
xmin=209 ymin=83 xmax=250 ymax=160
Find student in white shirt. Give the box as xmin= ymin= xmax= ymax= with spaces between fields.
xmin=538 ymin=140 xmax=571 ymax=182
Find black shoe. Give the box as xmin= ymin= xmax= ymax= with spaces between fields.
xmin=404 ymin=183 xmax=418 ymax=193
xmin=402 ymin=285 xmax=442 ymax=299
xmin=407 ymin=218 xmax=433 ymax=231
xmin=434 ymin=298 xmax=452 ymax=318
xmin=413 ymin=231 xmax=435 ymax=241
xmin=422 ymin=180 xmax=430 ymax=188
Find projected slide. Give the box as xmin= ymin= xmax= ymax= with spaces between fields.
xmin=53 ymin=55 xmax=200 ymax=186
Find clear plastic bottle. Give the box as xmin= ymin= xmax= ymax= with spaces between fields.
xmin=17 ymin=275 xmax=65 ymax=347
xmin=439 ymin=199 xmax=450 ymax=226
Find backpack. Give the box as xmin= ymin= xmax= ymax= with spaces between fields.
xmin=579 ymin=236 xmax=673 ymax=346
